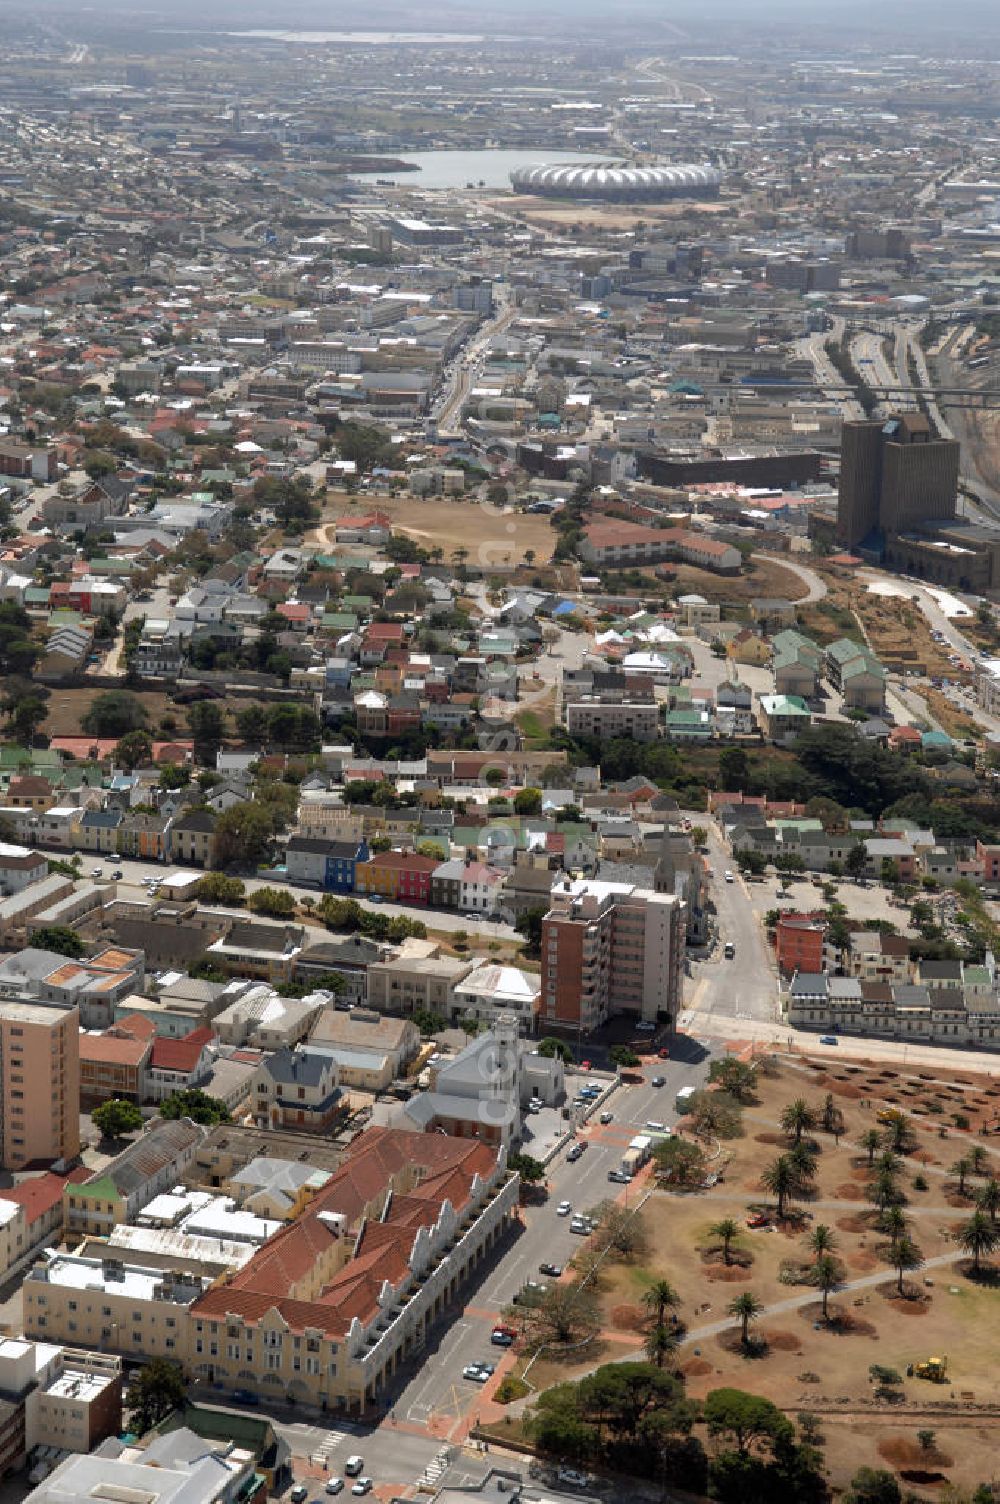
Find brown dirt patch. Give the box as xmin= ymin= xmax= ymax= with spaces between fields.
xmin=879 ymin=1437 xmax=954 ymax=1470
xmin=837 ymin=1213 xmax=872 ymax=1234
xmin=705 ymin=1264 xmax=753 ymax=1283
xmin=609 ymin=1304 xmax=646 ymax=1332
xmin=834 ymin=1182 xmax=867 ymax=1200
xmin=850 ymin=1165 xmax=873 ymax=1182
xmin=680 ymin=1357 xmax=712 ymax=1377
xmin=847 ymin=1250 xmax=878 ymax=1272
xmin=798 ymin=1302 xmax=878 ymax=1336
xmin=761 ymin=1329 xmax=802 ymax=1351
xmin=715 ymin=1328 xmax=763 ymax=1355
xmin=883 ymin=1294 xmax=930 ymax=1315
xmin=754 ymin=1131 xmax=787 ymax=1146
xmin=699 ymin=1246 xmax=753 ymax=1269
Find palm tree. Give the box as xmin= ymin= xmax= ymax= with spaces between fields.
xmin=643 ymin=1279 xmax=679 ymax=1329
xmin=789 ymin=1141 xmax=818 ymax=1183
xmin=451 ymin=546 xmax=469 ymax=567
xmin=728 ymin=1291 xmax=763 ymax=1348
xmin=880 ymin=1204 xmax=909 ymax=1249
xmin=644 ymin=1323 xmax=676 ymax=1370
xmin=877 ymin=1150 xmax=901 ymax=1179
xmin=969 ymin=1144 xmax=989 ymax=1177
xmin=891 ymin=1235 xmax=924 ymax=1296
xmin=952 ymin=1156 xmax=973 ymax=1197
xmin=808 ymin=1223 xmax=837 ymax=1262
xmin=761 ymin=1154 xmax=798 ymax=1220
xmin=711 ymin=1218 xmax=740 ymax=1267
xmin=978 ymin=1178 xmax=1000 ymax=1224
xmin=883 ymin=1114 xmax=913 ymax=1154
xmin=862 ymin=1129 xmax=882 ymax=1168
xmin=959 ymin=1210 xmax=999 ymax=1274
xmin=871 ymin=1168 xmax=899 ymax=1212
xmin=813 ymin=1253 xmax=840 ymax=1322
xmin=781 ymin=1098 xmax=816 ymax=1146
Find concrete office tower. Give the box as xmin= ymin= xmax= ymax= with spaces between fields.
xmin=0 ymin=1001 xmax=80 ymax=1170
xmin=836 ymin=414 xmax=959 ymax=547
xmin=540 ymin=880 xmax=685 ymax=1036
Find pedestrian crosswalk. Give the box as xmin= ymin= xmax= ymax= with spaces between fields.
xmin=310 ymin=1429 xmax=347 ymax=1469
xmin=417 ymin=1446 xmax=453 ymax=1490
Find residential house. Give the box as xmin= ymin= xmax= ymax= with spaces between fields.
xmin=757 ymin=693 xmax=812 ymax=745
xmin=167 ymin=810 xmax=217 ymax=868
xmin=252 ymin=1046 xmax=344 ymax=1133
xmin=144 ymin=1028 xmax=218 ymax=1105
xmin=78 ymin=1014 xmax=155 ymax=1107
xmin=285 ymin=836 xmax=369 ymax=892
xmin=63 ymin=1118 xmax=206 ymax=1238
xmin=355 ymin=850 xmax=439 ymax=905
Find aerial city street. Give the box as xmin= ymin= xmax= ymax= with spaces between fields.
xmin=0 ymin=0 xmax=999 ymax=1500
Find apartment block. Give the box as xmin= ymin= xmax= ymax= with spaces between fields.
xmin=540 ymin=880 xmax=685 ymax=1035
xmin=565 ymin=697 xmax=660 ymax=742
xmin=0 ymin=1001 xmax=80 ymax=1171
xmin=23 ymin=1255 xmax=208 ymax=1359
xmin=0 ymin=1340 xmax=121 ymax=1481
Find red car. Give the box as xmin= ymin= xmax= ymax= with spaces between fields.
xmin=657 ymin=1047 xmax=670 ymax=1059
xmin=581 ymin=1059 xmax=592 ymax=1070
xmin=746 ymin=1212 xmax=768 ymax=1228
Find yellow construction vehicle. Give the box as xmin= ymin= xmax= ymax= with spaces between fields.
xmin=912 ymin=1357 xmax=948 ymax=1383
xmin=877 ymin=1108 xmax=905 ymax=1125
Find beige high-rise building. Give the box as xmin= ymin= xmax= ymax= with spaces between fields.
xmin=0 ymin=1001 xmax=79 ymax=1170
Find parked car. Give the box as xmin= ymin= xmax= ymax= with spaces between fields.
xmin=325 ymin=1480 xmax=344 ymax=1496
xmin=291 ymin=1487 xmax=309 ymax=1503
xmin=556 ymin=1200 xmax=572 ymax=1216
xmin=350 ymin=1481 xmax=373 ymax=1497
xmin=599 ymin=1111 xmax=613 ymax=1124
xmin=608 ymin=1169 xmax=632 ymax=1184
xmin=567 ymin=1143 xmax=585 ymax=1162
xmin=557 ymin=1470 xmax=591 ymax=1490
xmin=645 ymin=1120 xmax=667 ymax=1132
xmin=344 ymin=1459 xmax=364 ymax=1478
xmin=819 ymin=1035 xmax=839 ymax=1046
xmin=539 ymin=1262 xmax=563 ymax=1277
xmin=491 ymin=1329 xmax=514 ymax=1346
xmin=724 ymin=870 xmax=734 ymax=883
xmin=651 ymin=1076 xmax=665 ymax=1087
xmin=570 ymin=1215 xmax=592 ymax=1235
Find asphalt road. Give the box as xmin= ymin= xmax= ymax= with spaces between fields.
xmin=380 ymin=1042 xmax=718 ymax=1429
xmin=681 ymin=823 xmax=778 ymax=1026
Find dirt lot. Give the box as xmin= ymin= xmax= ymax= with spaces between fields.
xmin=40 ymin=687 xmax=254 ymax=741
xmin=494 ymin=195 xmax=733 ymax=234
xmin=802 ymin=566 xmax=964 ymax=683
xmin=497 ymin=1053 xmax=1000 ymax=1496
xmin=311 ymin=494 xmax=557 ymax=566
xmin=666 ymin=557 xmax=815 ymax=609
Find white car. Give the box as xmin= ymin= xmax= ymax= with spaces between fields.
xmin=724 ymin=870 xmax=734 ymax=883
xmin=645 ymin=1120 xmax=667 ymax=1133
xmin=556 ymin=1200 xmax=572 ymax=1216
xmin=350 ymin=1481 xmax=372 ymax=1497
xmin=325 ymin=1481 xmax=344 ymax=1496
xmin=557 ymin=1470 xmax=591 ymax=1490
xmin=344 ymin=1458 xmax=364 ymax=1478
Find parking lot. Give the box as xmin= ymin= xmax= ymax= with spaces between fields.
xmin=744 ymin=871 xmax=916 ymax=931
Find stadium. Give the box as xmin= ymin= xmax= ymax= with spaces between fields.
xmin=509 ymin=161 xmax=722 ymax=202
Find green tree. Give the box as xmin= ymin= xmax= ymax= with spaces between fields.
xmin=711 ymin=1218 xmax=740 ymax=1266
xmin=812 ymin=1253 xmax=841 ymax=1322
xmin=515 ymin=906 xmax=546 ymax=955
xmin=609 ymin=1045 xmax=641 ymax=1069
xmin=845 ymin=843 xmax=868 ymax=879
xmin=844 ymin=1467 xmax=902 ymax=1504
xmin=187 ymin=701 xmax=226 ymax=764
xmin=91 ymin=1098 xmax=143 ymax=1140
xmin=513 ymin=786 xmax=542 ymax=815
xmin=160 ymin=1089 xmax=229 ymax=1125
xmin=82 ymin=690 xmax=148 ymax=737
xmin=959 ymin=1209 xmax=999 ymax=1273
xmin=125 ymin=1357 xmax=186 ymax=1434
xmin=978 ymin=1178 xmax=1000 ymax=1223
xmin=195 ymin=872 xmax=246 ymax=905
xmin=116 ymin=729 xmax=153 ymax=770
xmin=589 ymin=1200 xmax=650 ymax=1262
xmin=727 ymin=1292 xmax=763 ymax=1349
xmin=952 ymin=1155 xmax=974 ymax=1197
xmin=508 ymin=1151 xmax=545 ymax=1184
xmin=761 ymin=1153 xmax=799 ymax=1219
xmin=212 ymin=802 xmax=275 ymax=869
xmin=247 ymin=886 xmax=296 ymax=917
xmin=30 ymin=925 xmax=86 ymax=958
xmin=708 ymin=1056 xmax=758 ymax=1102
xmin=537 ymin=1036 xmax=573 ymax=1063
xmin=704 ymin=1386 xmax=787 ymax=1455
xmin=235 ymin=704 xmax=269 ymax=745
xmin=644 ymin=1323 xmax=677 ymax=1370
xmin=889 ymin=1234 xmax=923 ymax=1295
xmin=808 ymin=1224 xmax=836 ymax=1262
xmin=879 ymin=1204 xmax=908 ymax=1248
xmin=780 ymin=1098 xmax=816 ymax=1146
xmin=4 ymin=692 xmax=47 ymax=746
xmin=643 ymin=1278 xmax=679 ymax=1330
xmin=653 ymin=1136 xmax=708 ymax=1187
xmin=862 ymin=1128 xmax=882 ymax=1167
xmin=883 ymin=1112 xmax=915 ymax=1154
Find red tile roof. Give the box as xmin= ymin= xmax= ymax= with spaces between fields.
xmin=191 ymin=1128 xmax=498 ymax=1339
xmin=149 ymin=1027 xmax=216 ymax=1073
